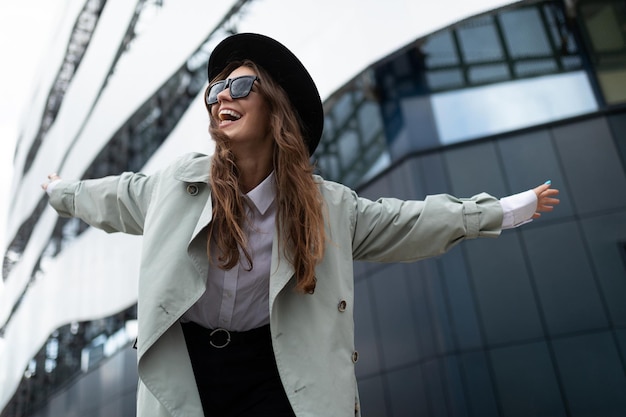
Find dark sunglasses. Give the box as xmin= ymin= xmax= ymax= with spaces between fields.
xmin=205 ymin=75 xmax=260 ymax=105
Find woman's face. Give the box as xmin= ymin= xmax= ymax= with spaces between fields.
xmin=210 ymin=65 xmax=272 ymax=154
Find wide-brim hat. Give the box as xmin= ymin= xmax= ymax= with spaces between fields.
xmin=207 ymin=33 xmax=324 ymax=155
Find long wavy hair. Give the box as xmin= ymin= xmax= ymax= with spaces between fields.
xmin=206 ymin=60 xmax=326 ymax=294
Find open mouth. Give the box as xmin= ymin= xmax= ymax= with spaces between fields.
xmin=219 ymin=109 xmax=242 ymax=122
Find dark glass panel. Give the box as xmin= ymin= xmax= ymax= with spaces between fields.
xmin=457 ymin=15 xmax=504 ymax=64
xmin=580 ymin=213 xmax=626 ymax=327
xmin=370 ymin=264 xmax=420 ymax=369
xmin=553 ymin=332 xmax=626 ymax=416
xmin=387 ymin=365 xmax=430 ymax=417
xmin=500 ymin=7 xmax=552 ymax=58
xmin=468 ymin=64 xmax=509 ymax=83
xmin=490 ymin=342 xmax=566 ymax=417
xmin=460 ymin=351 xmax=499 ymax=417
xmin=356 ymin=375 xmax=388 ymax=416
xmin=465 ymin=233 xmax=544 ymax=345
xmin=353 ymin=278 xmax=381 ymax=378
xmin=514 ymin=59 xmax=558 ymax=77
xmin=424 ymin=30 xmax=459 ymax=68
xmin=426 ymin=69 xmax=464 ymax=90
xmin=552 ymin=118 xmax=626 ymax=214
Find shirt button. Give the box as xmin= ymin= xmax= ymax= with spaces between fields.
xmin=338 ymin=300 xmax=347 ymax=312
xmin=352 ymin=351 xmax=359 ymax=363
xmin=187 ymin=184 xmax=199 ymax=196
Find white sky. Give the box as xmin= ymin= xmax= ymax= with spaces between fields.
xmin=0 ymin=0 xmax=515 ymax=286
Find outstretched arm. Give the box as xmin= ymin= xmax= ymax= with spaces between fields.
xmin=42 ymin=171 xmax=155 ymax=235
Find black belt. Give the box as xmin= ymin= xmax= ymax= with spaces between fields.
xmin=181 ymin=321 xmax=270 ymax=349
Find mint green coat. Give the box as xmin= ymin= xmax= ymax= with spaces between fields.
xmin=48 ymin=153 xmax=503 ymax=417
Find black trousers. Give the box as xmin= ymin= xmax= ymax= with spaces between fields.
xmin=181 ymin=322 xmax=296 ymax=417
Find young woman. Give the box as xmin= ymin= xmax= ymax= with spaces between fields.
xmin=43 ymin=33 xmax=559 ymax=417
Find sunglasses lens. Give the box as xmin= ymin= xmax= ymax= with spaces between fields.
xmin=230 ymin=77 xmax=255 ymax=99
xmin=206 ymin=81 xmax=226 ymax=105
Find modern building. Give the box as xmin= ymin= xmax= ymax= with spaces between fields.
xmin=1 ymin=0 xmax=625 ymax=416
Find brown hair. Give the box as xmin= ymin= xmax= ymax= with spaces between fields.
xmin=206 ymin=60 xmax=326 ymax=293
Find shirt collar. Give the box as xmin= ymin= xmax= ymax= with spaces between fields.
xmin=244 ymin=171 xmax=276 ymax=215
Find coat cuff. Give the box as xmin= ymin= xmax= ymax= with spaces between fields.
xmin=48 ymin=180 xmax=79 ymax=218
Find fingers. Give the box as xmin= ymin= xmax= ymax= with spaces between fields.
xmin=537 ymin=197 xmax=561 ymax=206
xmin=536 ymin=191 xmax=560 ymax=214
xmin=534 ymin=182 xmax=560 ymax=199
xmin=532 ymin=181 xmax=560 ymax=216
xmin=41 ymin=173 xmax=61 ymax=191
xmin=533 ymin=181 xmax=559 ymax=196
xmin=540 ymin=188 xmax=560 ymax=197
xmin=536 ymin=203 xmax=557 ymax=212
xmin=538 ymin=191 xmax=559 ymax=202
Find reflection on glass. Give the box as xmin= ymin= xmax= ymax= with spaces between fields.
xmin=426 ymin=69 xmax=464 ymax=90
xmin=469 ymin=64 xmax=509 ymax=83
xmin=458 ymin=15 xmax=503 ymax=63
xmin=597 ymin=71 xmax=626 ymax=104
xmin=515 ymin=59 xmax=558 ymax=77
xmin=432 ymin=71 xmax=598 ymax=144
xmin=579 ymin=0 xmax=626 ymax=104
xmin=423 ymin=31 xmax=459 ymax=67
xmin=500 ymin=7 xmax=552 ymax=58
xmin=583 ymin=2 xmax=625 ymax=53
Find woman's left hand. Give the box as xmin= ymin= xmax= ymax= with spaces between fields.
xmin=532 ymin=182 xmax=560 ymax=219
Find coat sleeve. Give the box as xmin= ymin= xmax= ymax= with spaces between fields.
xmin=47 ymin=171 xmax=158 ymax=235
xmin=349 ymin=191 xmax=503 ymax=262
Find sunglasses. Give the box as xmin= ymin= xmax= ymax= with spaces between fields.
xmin=205 ymin=75 xmax=260 ymax=105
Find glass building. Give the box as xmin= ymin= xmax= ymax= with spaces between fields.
xmin=1 ymin=0 xmax=625 ymax=416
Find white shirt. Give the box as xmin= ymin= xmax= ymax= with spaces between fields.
xmin=181 ymin=172 xmax=277 ymax=332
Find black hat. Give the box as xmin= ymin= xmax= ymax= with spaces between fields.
xmin=208 ymin=33 xmax=324 ymax=155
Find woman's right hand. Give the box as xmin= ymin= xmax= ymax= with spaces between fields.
xmin=41 ymin=173 xmax=61 ymax=192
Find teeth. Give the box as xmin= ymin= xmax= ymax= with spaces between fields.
xmin=219 ymin=109 xmax=242 ymax=121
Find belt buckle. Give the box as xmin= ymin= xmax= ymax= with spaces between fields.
xmin=209 ymin=328 xmax=231 ymax=348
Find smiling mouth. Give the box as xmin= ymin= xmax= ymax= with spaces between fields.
xmin=219 ymin=109 xmax=242 ymax=122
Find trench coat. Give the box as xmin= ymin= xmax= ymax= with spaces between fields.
xmin=47 ymin=152 xmax=503 ymax=417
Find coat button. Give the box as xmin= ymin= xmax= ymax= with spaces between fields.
xmin=186 ymin=184 xmax=199 ymax=196
xmin=352 ymin=351 xmax=359 ymax=363
xmin=338 ymin=300 xmax=347 ymax=312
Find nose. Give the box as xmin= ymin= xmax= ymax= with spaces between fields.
xmin=215 ymin=85 xmax=231 ymax=103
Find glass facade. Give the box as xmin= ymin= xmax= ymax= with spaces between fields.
xmin=2 ymin=0 xmax=626 ymax=416
xmin=314 ymin=0 xmax=620 ymax=189
xmin=352 ymin=111 xmax=626 ymax=416
xmin=314 ymin=1 xmax=626 ymax=416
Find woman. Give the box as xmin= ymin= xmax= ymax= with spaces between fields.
xmin=43 ymin=33 xmax=559 ymax=417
